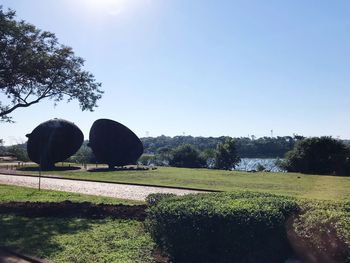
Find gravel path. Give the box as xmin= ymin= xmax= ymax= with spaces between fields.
xmin=0 ymin=173 xmax=203 ymax=201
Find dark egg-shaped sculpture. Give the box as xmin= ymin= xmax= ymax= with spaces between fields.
xmin=88 ymin=119 xmax=143 ymax=169
xmin=26 ymin=119 xmax=84 ymax=170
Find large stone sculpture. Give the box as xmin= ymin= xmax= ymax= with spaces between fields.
xmin=26 ymin=119 xmax=84 ymax=170
xmin=88 ymin=119 xmax=143 ymax=169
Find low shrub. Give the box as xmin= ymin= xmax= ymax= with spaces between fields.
xmin=146 ymin=191 xmax=298 ymax=263
xmin=291 ymin=200 xmax=350 ymax=262
xmin=145 ymin=193 xmax=177 ymax=207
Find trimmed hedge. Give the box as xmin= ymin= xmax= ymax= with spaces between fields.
xmin=146 ymin=191 xmax=298 ymax=263
xmin=292 ymin=200 xmax=350 ymax=262
xmin=145 ymin=193 xmax=177 ymax=207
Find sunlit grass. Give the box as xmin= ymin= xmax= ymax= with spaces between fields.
xmin=9 ymin=165 xmax=350 ymax=201
xmin=0 ymin=184 xmax=143 ymax=205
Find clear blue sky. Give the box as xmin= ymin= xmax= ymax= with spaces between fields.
xmin=1 ymin=0 xmax=350 ymax=145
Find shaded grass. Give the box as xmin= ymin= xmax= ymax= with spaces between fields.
xmin=0 ymin=184 xmax=143 ymax=205
xmin=0 ymin=215 xmax=154 ymax=263
xmin=14 ymin=166 xmax=350 ymax=201
xmin=0 ymin=183 xmax=150 ymax=262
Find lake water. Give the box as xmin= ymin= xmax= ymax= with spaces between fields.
xmin=234 ymin=158 xmax=285 ymax=172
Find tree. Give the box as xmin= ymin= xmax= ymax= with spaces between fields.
xmin=141 ymin=135 xmax=300 ymax=158
xmin=0 ymin=7 xmax=103 ymax=122
xmin=157 ymin=147 xmax=172 ymax=160
xmin=214 ymin=138 xmax=241 ymax=170
xmin=256 ymin=163 xmax=266 ymax=172
xmin=6 ymin=143 xmax=29 ymax=161
xmin=280 ymin=137 xmax=350 ymax=175
xmin=169 ymin=144 xmax=206 ymax=168
xmin=0 ymin=139 xmax=5 ymax=155
xmin=68 ymin=143 xmax=95 ymax=164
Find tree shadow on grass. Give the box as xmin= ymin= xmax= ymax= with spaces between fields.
xmin=88 ymin=166 xmax=151 ymax=172
xmin=17 ymin=166 xmax=82 ymax=172
xmin=0 ymin=215 xmax=94 ymax=259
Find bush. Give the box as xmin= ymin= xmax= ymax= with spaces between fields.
xmin=138 ymin=154 xmax=154 ymax=166
xmin=138 ymin=154 xmax=169 ymax=166
xmin=214 ymin=138 xmax=241 ymax=170
xmin=146 ymin=191 xmax=298 ymax=263
xmin=169 ymin=144 xmax=206 ymax=168
xmin=67 ymin=143 xmax=95 ymax=164
xmin=256 ymin=163 xmax=266 ymax=172
xmin=6 ymin=144 xmax=29 ymax=162
xmin=145 ymin=193 xmax=177 ymax=207
xmin=291 ymin=200 xmax=350 ymax=262
xmin=280 ymin=137 xmax=350 ymax=175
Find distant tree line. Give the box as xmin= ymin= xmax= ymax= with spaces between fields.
xmin=141 ymin=135 xmax=305 ymax=158
xmin=140 ymin=136 xmax=350 ymax=175
xmin=2 ymin=136 xmax=350 ymax=175
xmin=139 ymin=138 xmax=241 ymax=170
xmin=0 ymin=142 xmax=29 ymax=162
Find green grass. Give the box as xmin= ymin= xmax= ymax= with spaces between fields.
xmin=1 ymin=178 xmax=349 ymax=261
xmin=0 ymin=184 xmax=149 ymax=262
xmin=0 ymin=184 xmax=143 ymax=205
xmin=0 ymin=215 xmax=154 ymax=263
xmin=3 ymin=164 xmax=350 ymax=260
xmin=14 ymin=166 xmax=350 ymax=201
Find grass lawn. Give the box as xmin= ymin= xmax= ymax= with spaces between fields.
xmin=0 ymin=184 xmax=143 ymax=205
xmin=0 ymin=184 xmax=151 ymax=262
xmin=14 ymin=166 xmax=350 ymax=201
xmin=0 ymin=171 xmax=350 ymax=262
xmin=0 ymin=215 xmax=154 ymax=263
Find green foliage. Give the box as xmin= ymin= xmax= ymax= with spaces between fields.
xmin=0 ymin=139 xmax=5 ymax=155
xmin=142 ymin=135 xmax=303 ymax=158
xmin=146 ymin=191 xmax=298 ymax=263
xmin=280 ymin=137 xmax=350 ymax=175
xmin=169 ymin=144 xmax=206 ymax=168
xmin=0 ymin=216 xmax=154 ymax=263
xmin=138 ymin=154 xmax=167 ymax=166
xmin=68 ymin=142 xmax=95 ymax=164
xmin=256 ymin=163 xmax=266 ymax=172
xmin=0 ymin=7 xmax=103 ymax=122
xmin=156 ymin=147 xmax=173 ymax=165
xmin=145 ymin=193 xmax=176 ymax=207
xmin=138 ymin=154 xmax=154 ymax=166
xmin=214 ymin=138 xmax=240 ymax=170
xmin=292 ymin=200 xmax=350 ymax=262
xmin=6 ymin=143 xmax=29 ymax=161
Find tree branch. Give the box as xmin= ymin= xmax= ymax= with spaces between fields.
xmin=0 ymin=95 xmax=44 ymax=117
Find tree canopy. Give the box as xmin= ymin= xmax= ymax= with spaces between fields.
xmin=6 ymin=143 xmax=29 ymax=161
xmin=214 ymin=138 xmax=241 ymax=170
xmin=280 ymin=137 xmax=350 ymax=175
xmin=169 ymin=144 xmax=206 ymax=168
xmin=141 ymin=135 xmax=305 ymax=158
xmin=0 ymin=7 xmax=103 ymax=122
